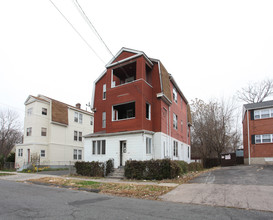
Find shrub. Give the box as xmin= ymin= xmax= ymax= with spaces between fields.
xmin=75 ymin=161 xmax=104 ymax=177
xmin=175 ymin=161 xmax=189 ymax=174
xmin=125 ymin=159 xmax=181 ymax=180
xmin=188 ymin=162 xmax=203 ymax=172
xmin=105 ymin=159 xmax=114 ymax=176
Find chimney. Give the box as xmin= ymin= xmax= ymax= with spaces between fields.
xmin=76 ymin=103 xmax=81 ymax=109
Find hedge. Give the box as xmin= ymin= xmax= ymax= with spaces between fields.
xmin=75 ymin=161 xmax=104 ymax=177
xmin=175 ymin=161 xmax=189 ymax=174
xmin=125 ymin=159 xmax=181 ymax=180
xmin=105 ymin=159 xmax=114 ymax=176
xmin=188 ymin=162 xmax=203 ymax=172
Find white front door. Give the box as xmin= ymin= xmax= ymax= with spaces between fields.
xmin=120 ymin=141 xmax=127 ymax=166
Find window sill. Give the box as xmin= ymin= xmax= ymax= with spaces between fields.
xmin=112 ymin=117 xmax=135 ymax=122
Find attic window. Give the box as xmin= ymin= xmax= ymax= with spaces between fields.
xmin=112 ymin=102 xmax=135 ymax=121
xmin=112 ymin=62 xmax=136 ymax=87
xmin=173 ymin=87 xmax=177 ymax=103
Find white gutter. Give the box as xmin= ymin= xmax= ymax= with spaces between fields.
xmin=247 ymin=109 xmax=251 ymax=165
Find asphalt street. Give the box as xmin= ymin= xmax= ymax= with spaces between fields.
xmin=1 ymin=180 xmax=272 ymax=220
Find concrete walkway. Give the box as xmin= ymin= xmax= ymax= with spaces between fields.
xmin=0 ymin=171 xmax=178 ymax=187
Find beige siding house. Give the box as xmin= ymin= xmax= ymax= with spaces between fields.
xmin=15 ymin=95 xmax=93 ymax=170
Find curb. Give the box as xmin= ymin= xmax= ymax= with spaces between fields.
xmin=27 ymin=181 xmax=101 ymax=193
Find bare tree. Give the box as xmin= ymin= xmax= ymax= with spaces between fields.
xmin=191 ymin=98 xmax=241 ymax=163
xmin=237 ymin=78 xmax=273 ymax=103
xmin=0 ymin=109 xmax=22 ymax=159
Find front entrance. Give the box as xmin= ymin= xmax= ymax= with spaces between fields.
xmin=27 ymin=149 xmax=30 ymax=163
xmin=120 ymin=141 xmax=127 ymax=166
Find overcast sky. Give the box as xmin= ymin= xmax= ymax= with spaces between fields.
xmin=1 ymin=0 xmax=273 ymax=124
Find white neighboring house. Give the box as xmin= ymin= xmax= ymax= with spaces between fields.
xmin=15 ymin=95 xmax=93 ymax=170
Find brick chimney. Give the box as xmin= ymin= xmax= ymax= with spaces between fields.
xmin=76 ymin=103 xmax=81 ymax=109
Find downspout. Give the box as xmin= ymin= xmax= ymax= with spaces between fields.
xmin=247 ymin=109 xmax=251 ymax=165
xmin=169 ymin=106 xmax=172 ymax=160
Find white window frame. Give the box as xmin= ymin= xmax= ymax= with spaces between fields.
xmin=92 ymin=140 xmax=106 ymax=155
xmin=27 ymin=108 xmax=33 ymax=116
xmin=173 ymin=113 xmax=178 ymax=129
xmin=255 ymin=134 xmax=273 ymax=143
xmin=173 ymin=141 xmax=178 ymax=157
xmin=254 ymin=108 xmax=273 ymax=119
xmin=79 ymin=132 xmax=82 ymax=142
xmin=41 ymin=127 xmax=47 ymax=136
xmin=102 ymin=112 xmax=106 ymax=128
xmin=73 ymin=149 xmax=78 ymax=160
xmin=74 ymin=112 xmax=83 ymax=123
xmin=173 ymin=87 xmax=177 ymax=103
xmin=18 ymin=149 xmax=23 ymax=157
xmin=42 ymin=108 xmax=47 ymax=115
xmin=74 ymin=112 xmax=78 ymax=122
xmin=40 ymin=150 xmax=45 ymax=157
xmin=74 ymin=131 xmax=78 ymax=141
xmin=79 ymin=113 xmax=83 ymax=124
xmin=146 ymin=137 xmax=152 ymax=154
xmin=26 ymin=127 xmax=32 ymax=136
xmin=103 ymin=84 xmax=106 ymax=100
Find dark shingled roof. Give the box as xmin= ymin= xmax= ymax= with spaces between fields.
xmin=244 ymin=100 xmax=273 ymax=110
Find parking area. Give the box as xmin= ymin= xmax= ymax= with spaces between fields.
xmin=161 ymin=165 xmax=273 ymax=212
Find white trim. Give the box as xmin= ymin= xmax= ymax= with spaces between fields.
xmin=105 ymin=47 xmax=153 ymax=68
xmin=107 ymin=54 xmax=142 ymax=68
xmin=157 ymin=61 xmax=163 ymax=92
xmin=156 ymin=93 xmax=172 ymax=105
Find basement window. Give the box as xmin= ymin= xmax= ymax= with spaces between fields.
xmin=112 ymin=102 xmax=135 ymax=121
xmin=112 ymin=62 xmax=136 ymax=87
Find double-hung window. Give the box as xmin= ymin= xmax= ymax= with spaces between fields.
xmin=73 ymin=149 xmax=82 ymax=160
xmin=74 ymin=112 xmax=83 ymax=123
xmin=18 ymin=149 xmax=23 ymax=157
xmin=146 ymin=137 xmax=152 ymax=154
xmin=173 ymin=113 xmax=178 ymax=129
xmin=103 ymin=84 xmax=106 ymax=100
xmin=27 ymin=127 xmax=32 ymax=136
xmin=41 ymin=150 xmax=45 ymax=157
xmin=92 ymin=140 xmax=106 ymax=155
xmin=41 ymin=127 xmax=47 ymax=136
xmin=74 ymin=131 xmax=78 ymax=141
xmin=173 ymin=141 xmax=178 ymax=157
xmin=102 ymin=112 xmax=106 ymax=128
xmin=27 ymin=108 xmax=33 ymax=116
xmin=173 ymin=87 xmax=177 ymax=103
xmin=42 ymin=108 xmax=47 ymax=115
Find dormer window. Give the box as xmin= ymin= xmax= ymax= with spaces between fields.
xmin=173 ymin=87 xmax=177 ymax=103
xmin=112 ymin=62 xmax=136 ymax=87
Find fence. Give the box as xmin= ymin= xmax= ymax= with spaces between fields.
xmin=1 ymin=162 xmax=16 ymax=170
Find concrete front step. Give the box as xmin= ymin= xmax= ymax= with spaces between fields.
xmin=107 ymin=167 xmax=125 ymax=179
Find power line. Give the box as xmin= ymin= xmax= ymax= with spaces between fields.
xmin=73 ymin=0 xmax=114 ymax=57
xmin=48 ymin=0 xmax=106 ymax=64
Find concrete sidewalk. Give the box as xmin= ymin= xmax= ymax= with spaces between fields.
xmin=0 ymin=171 xmax=178 ymax=187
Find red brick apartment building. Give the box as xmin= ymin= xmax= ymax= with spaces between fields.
xmin=84 ymin=48 xmax=192 ymax=168
xmin=243 ymin=100 xmax=273 ymax=164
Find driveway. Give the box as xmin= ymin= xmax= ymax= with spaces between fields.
xmin=160 ymin=165 xmax=273 ymax=212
